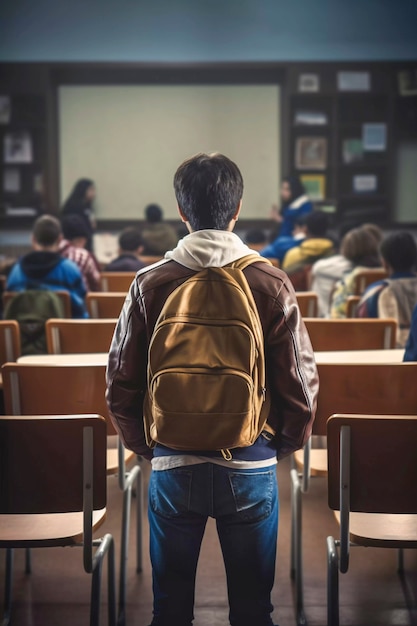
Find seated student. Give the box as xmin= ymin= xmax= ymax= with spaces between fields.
xmin=404 ymin=302 xmax=417 ymax=361
xmin=260 ymin=176 xmax=313 ymax=263
xmin=104 ymin=227 xmax=146 ymax=272
xmin=6 ymin=215 xmax=88 ymax=318
xmin=281 ymin=210 xmax=335 ymax=273
xmin=311 ymin=222 xmax=384 ymax=317
xmin=244 ymin=228 xmax=268 ymax=252
xmin=330 ymin=225 xmax=382 ymax=319
xmin=141 ymin=203 xmax=178 ymax=256
xmin=59 ymin=214 xmax=101 ymax=291
xmin=357 ymin=231 xmax=417 ymax=347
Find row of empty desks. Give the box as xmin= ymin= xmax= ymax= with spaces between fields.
xmin=17 ymin=348 xmax=405 ymax=366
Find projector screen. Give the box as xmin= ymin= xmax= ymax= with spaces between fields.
xmin=59 ymin=85 xmax=280 ymax=221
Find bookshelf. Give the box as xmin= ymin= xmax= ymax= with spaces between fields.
xmin=286 ymin=63 xmax=417 ymax=225
xmin=0 ymin=94 xmax=47 ymax=222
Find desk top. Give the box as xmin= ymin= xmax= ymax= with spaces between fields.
xmin=17 ymin=348 xmax=406 ymax=367
xmin=17 ymin=353 xmax=108 ymax=366
xmin=314 ymin=349 xmax=404 ymax=364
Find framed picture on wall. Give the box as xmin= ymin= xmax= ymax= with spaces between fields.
xmin=298 ymin=74 xmax=320 ymax=93
xmin=300 ymin=174 xmax=326 ymax=201
xmin=398 ymin=69 xmax=417 ymax=96
xmin=295 ymin=137 xmax=327 ymax=170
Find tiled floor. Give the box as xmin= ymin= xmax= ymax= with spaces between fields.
xmin=1 ymin=455 xmax=416 ymax=625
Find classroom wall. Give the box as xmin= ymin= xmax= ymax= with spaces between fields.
xmin=1 ymin=0 xmax=417 ymax=63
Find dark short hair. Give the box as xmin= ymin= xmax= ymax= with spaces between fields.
xmin=61 ymin=214 xmax=89 ymax=240
xmin=145 ymin=204 xmax=163 ymax=223
xmin=245 ymin=229 xmax=267 ymax=245
xmin=304 ymin=210 xmax=329 ymax=237
xmin=380 ymin=232 xmax=417 ymax=272
xmin=173 ymin=152 xmax=244 ymax=231
xmin=118 ymin=227 xmax=143 ymax=252
xmin=32 ymin=215 xmax=62 ymax=246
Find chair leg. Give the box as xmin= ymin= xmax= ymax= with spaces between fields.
xmin=2 ymin=548 xmax=14 ymax=626
xmin=327 ymin=536 xmax=339 ymax=626
xmin=25 ymin=547 xmax=32 ymax=574
xmin=118 ymin=464 xmax=142 ymax=625
xmin=91 ymin=534 xmax=117 ymax=626
xmin=290 ymin=468 xmax=306 ymax=625
xmin=397 ymin=548 xmax=404 ymax=573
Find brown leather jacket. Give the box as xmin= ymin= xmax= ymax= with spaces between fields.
xmin=106 ymin=259 xmax=318 ymax=460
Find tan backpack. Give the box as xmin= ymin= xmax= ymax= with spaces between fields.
xmin=143 ymin=254 xmax=272 ymax=458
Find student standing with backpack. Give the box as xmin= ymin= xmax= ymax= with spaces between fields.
xmin=106 ymin=153 xmax=318 ymax=626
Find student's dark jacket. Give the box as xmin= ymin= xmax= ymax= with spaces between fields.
xmin=106 ymin=259 xmax=318 ymax=461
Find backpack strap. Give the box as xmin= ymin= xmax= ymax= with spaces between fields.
xmin=228 ymin=253 xmax=272 ymax=272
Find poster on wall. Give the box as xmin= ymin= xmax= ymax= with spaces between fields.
xmin=362 ymin=123 xmax=387 ymax=151
xmin=3 ymin=131 xmax=33 ymax=163
xmin=300 ymin=174 xmax=326 ymax=200
xmin=3 ymin=167 xmax=21 ymax=193
xmin=298 ymin=74 xmax=320 ymax=93
xmin=295 ymin=137 xmax=327 ymax=170
xmin=0 ymin=96 xmax=11 ymax=124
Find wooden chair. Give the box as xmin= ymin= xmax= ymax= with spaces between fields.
xmin=303 ymin=317 xmax=397 ymax=351
xmin=86 ymin=292 xmax=126 ymax=319
xmin=327 ymin=413 xmax=417 ymax=625
xmin=346 ymin=295 xmax=361 ymax=318
xmin=0 ymin=413 xmax=116 ymax=626
xmin=3 ymin=289 xmax=72 ymax=318
xmin=100 ymin=272 xmax=136 ymax=292
xmin=46 ymin=318 xmax=117 ymax=354
xmin=295 ymin=291 xmax=319 ymax=317
xmin=352 ymin=268 xmax=388 ymax=296
xmin=138 ymin=255 xmax=164 ymax=266
xmin=0 ymin=320 xmax=20 ymax=389
xmin=290 ymin=362 xmax=417 ymax=625
xmin=1 ymin=362 xmax=142 ymax=624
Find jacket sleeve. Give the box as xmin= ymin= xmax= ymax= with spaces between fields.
xmin=265 ymin=280 xmax=319 ymax=460
xmin=105 ymin=281 xmax=152 ymax=458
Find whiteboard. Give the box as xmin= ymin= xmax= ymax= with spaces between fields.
xmin=59 ymin=85 xmax=280 ymax=221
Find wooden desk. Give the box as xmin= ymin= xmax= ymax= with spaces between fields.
xmin=17 ymin=353 xmax=108 ymax=365
xmin=17 ymin=348 xmax=405 ymax=367
xmin=314 ymin=349 xmax=404 ymax=364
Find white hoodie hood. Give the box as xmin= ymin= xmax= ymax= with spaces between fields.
xmin=164 ymin=229 xmax=258 ymax=271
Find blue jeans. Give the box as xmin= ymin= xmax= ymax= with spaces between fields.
xmin=148 ymin=462 xmax=279 ymax=626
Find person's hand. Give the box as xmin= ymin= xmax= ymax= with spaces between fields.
xmin=270 ymin=204 xmax=282 ymax=223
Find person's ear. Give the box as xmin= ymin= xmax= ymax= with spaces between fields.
xmin=177 ymin=205 xmax=188 ymax=223
xmin=233 ymin=200 xmax=242 ymax=221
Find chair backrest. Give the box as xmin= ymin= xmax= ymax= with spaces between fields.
xmin=0 ymin=320 xmax=21 ymax=365
xmin=327 ymin=414 xmax=417 ymax=514
xmin=295 ymin=291 xmax=319 ymax=317
xmin=2 ymin=362 xmax=116 ymax=435
xmin=86 ymin=292 xmax=126 ymax=319
xmin=304 ymin=317 xmax=397 ymax=351
xmin=352 ymin=268 xmax=388 ymax=296
xmin=314 ymin=362 xmax=417 ymax=436
xmin=3 ymin=290 xmax=72 ymax=319
xmin=138 ymin=255 xmax=164 ymax=266
xmin=46 ymin=318 xmax=117 ymax=354
xmin=0 ymin=414 xmax=107 ymax=514
xmin=100 ymin=272 xmax=136 ymax=292
xmin=346 ymin=295 xmax=361 ymax=318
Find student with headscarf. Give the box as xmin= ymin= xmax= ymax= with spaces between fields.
xmin=61 ymin=178 xmax=96 ymax=250
xmin=260 ymin=175 xmax=313 ymax=263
